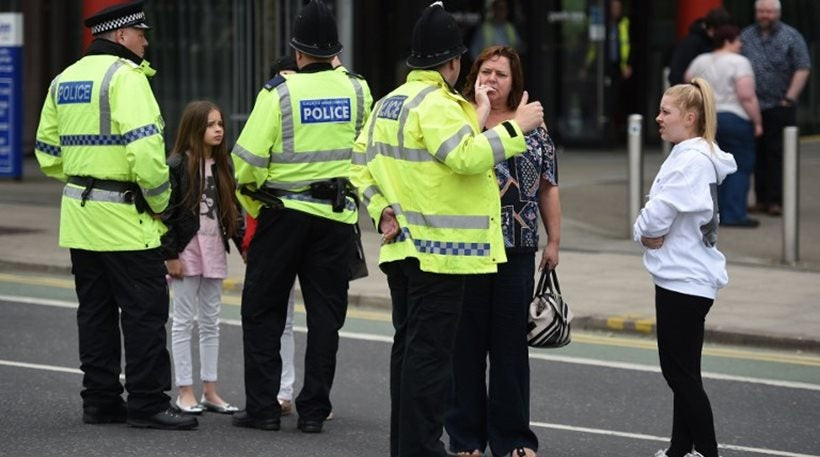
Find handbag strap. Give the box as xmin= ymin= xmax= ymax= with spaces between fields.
xmin=548 ymin=269 xmax=561 ymax=296
xmin=535 ymin=269 xmax=550 ymax=296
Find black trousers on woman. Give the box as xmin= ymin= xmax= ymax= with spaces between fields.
xmin=445 ymin=252 xmax=538 ymax=456
xmin=655 ymin=286 xmax=718 ymax=457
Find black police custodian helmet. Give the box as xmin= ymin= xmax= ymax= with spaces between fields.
xmin=290 ymin=0 xmax=342 ymax=58
xmin=84 ymin=0 xmax=151 ymax=36
xmin=407 ymin=1 xmax=467 ymax=69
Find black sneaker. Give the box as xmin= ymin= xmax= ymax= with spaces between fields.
xmin=127 ymin=408 xmax=198 ymax=430
xmin=232 ymin=410 xmax=280 ymax=431
xmin=83 ymin=403 xmax=127 ymax=424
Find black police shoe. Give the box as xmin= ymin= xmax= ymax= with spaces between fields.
xmin=83 ymin=402 xmax=127 ymax=424
xmin=232 ymin=410 xmax=281 ymax=431
xmin=126 ymin=407 xmax=198 ymax=430
xmin=297 ymin=418 xmax=324 ymax=433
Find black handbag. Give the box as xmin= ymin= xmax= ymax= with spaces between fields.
xmin=526 ymin=269 xmax=572 ymax=348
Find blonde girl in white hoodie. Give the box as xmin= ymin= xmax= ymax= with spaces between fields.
xmin=634 ymin=77 xmax=737 ymax=457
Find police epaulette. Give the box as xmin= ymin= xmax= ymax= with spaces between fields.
xmin=344 ymin=69 xmax=365 ymax=80
xmin=263 ymin=74 xmax=287 ymax=91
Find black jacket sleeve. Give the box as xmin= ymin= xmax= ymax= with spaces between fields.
xmin=160 ymin=154 xmax=184 ymax=260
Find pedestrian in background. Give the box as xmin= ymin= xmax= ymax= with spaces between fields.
xmin=162 ymin=100 xmax=244 ymax=415
xmin=686 ymin=24 xmax=763 ymax=228
xmin=635 ymin=78 xmax=736 ymax=457
xmin=667 ymin=7 xmax=731 ymax=86
xmin=469 ymin=0 xmax=525 ymax=59
xmin=231 ymin=0 xmax=372 ymax=434
xmin=445 ymin=45 xmax=560 ymax=457
xmin=33 ymin=0 xmax=196 ymax=430
xmin=740 ymin=0 xmax=811 ymax=216
xmin=350 ymin=3 xmax=543 ymax=455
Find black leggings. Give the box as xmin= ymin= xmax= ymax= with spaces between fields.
xmin=655 ymin=286 xmax=718 ymax=457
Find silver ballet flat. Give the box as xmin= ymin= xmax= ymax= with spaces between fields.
xmin=199 ymin=396 xmax=239 ymax=414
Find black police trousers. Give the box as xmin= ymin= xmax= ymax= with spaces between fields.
xmin=70 ymin=248 xmax=171 ymax=417
xmin=383 ymin=258 xmax=465 ymax=457
xmin=241 ymin=207 xmax=353 ymax=422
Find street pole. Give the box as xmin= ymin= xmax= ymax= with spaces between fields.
xmin=782 ymin=126 xmax=799 ymax=265
xmin=627 ymin=114 xmax=643 ymax=237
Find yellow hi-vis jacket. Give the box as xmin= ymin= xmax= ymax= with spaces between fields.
xmin=34 ymin=54 xmax=170 ymax=251
xmin=350 ymin=70 xmax=527 ymax=274
xmin=232 ymin=64 xmax=372 ymax=223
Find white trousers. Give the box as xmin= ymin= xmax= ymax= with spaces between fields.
xmin=278 ymin=287 xmax=296 ymax=401
xmin=171 ymin=276 xmax=222 ymax=386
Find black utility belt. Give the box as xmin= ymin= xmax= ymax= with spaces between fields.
xmin=67 ymin=176 xmax=150 ymax=213
xmin=67 ymin=176 xmax=139 ymax=193
xmin=258 ymin=178 xmax=357 ymax=213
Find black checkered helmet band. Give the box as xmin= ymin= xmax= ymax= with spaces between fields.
xmin=90 ymin=12 xmax=149 ymax=35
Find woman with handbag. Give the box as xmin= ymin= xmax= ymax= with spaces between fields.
xmin=444 ymin=45 xmax=561 ymax=457
xmin=634 ymin=78 xmax=736 ymax=457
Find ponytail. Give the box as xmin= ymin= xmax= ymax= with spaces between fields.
xmin=665 ymin=77 xmax=718 ymax=151
xmin=690 ymin=78 xmax=717 ymax=147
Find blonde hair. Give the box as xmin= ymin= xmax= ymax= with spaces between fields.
xmin=665 ymin=77 xmax=717 ymax=149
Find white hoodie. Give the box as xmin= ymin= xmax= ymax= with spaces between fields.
xmin=633 ymin=137 xmax=737 ymax=299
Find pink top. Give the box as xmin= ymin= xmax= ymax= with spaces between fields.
xmin=178 ymin=158 xmax=228 ymax=279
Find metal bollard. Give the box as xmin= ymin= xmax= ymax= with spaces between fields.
xmin=782 ymin=126 xmax=799 ymax=264
xmin=627 ymin=114 xmax=643 ymax=237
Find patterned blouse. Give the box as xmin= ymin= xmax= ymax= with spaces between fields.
xmin=495 ymin=126 xmax=558 ymax=253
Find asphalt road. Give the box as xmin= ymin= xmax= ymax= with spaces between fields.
xmin=1 ymin=279 xmax=819 ymax=457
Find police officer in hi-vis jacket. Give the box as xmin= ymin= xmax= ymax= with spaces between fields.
xmin=34 ymin=0 xmax=196 ymax=430
xmin=231 ymin=0 xmax=372 ymax=434
xmin=350 ymin=2 xmax=543 ymax=455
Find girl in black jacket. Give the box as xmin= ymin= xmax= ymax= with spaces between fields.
xmin=161 ymin=100 xmax=243 ymax=415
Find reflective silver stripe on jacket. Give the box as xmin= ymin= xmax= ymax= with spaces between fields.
xmin=361 ymin=185 xmax=383 ymax=207
xmin=49 ymin=75 xmax=60 ymax=104
xmin=141 ymin=180 xmax=170 ymax=197
xmin=232 ymin=144 xmax=269 ymax=168
xmin=396 ymin=85 xmax=438 ymax=149
xmin=368 ymin=142 xmax=434 ymax=163
xmin=351 ymin=151 xmax=367 ymax=165
xmin=277 ymin=84 xmax=295 ymax=154
xmin=348 ymin=76 xmax=365 ymax=136
xmin=63 ymin=185 xmax=131 ymax=204
xmin=366 ymin=99 xmax=384 ymax=149
xmin=483 ymin=128 xmax=507 ymax=163
xmin=434 ymin=124 xmax=473 ymax=162
xmin=270 ymin=148 xmax=351 ymax=164
xmin=99 ymin=60 xmax=125 ymax=136
xmin=391 ymin=203 xmax=490 ymax=230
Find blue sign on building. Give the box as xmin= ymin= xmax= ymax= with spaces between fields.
xmin=0 ymin=13 xmax=23 ymax=179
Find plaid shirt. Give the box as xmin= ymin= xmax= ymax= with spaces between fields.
xmin=740 ymin=21 xmax=811 ymax=110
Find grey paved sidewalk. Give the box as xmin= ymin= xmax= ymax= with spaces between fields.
xmin=1 ymin=142 xmax=819 ymax=351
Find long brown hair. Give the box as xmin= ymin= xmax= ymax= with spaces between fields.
xmin=171 ymin=100 xmax=238 ymax=237
xmin=462 ymin=45 xmax=524 ymax=110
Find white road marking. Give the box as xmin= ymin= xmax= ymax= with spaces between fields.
xmin=3 ymin=295 xmax=819 ymax=392
xmin=2 ymin=295 xmax=818 ymax=457
xmin=530 ymin=421 xmax=820 ymax=457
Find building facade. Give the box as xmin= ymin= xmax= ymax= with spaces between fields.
xmin=3 ymin=0 xmax=819 ymax=153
